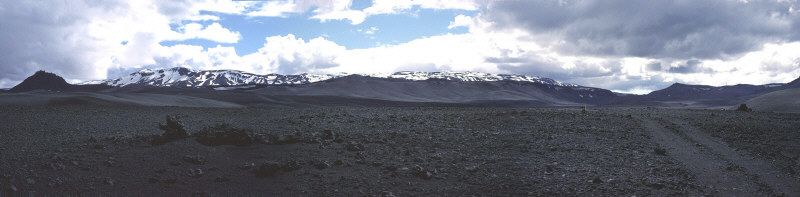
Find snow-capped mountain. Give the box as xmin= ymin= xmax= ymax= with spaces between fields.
xmin=80 ymin=67 xmax=578 ymax=88
xmin=368 ymin=71 xmax=577 ymax=87
xmin=80 ymin=67 xmax=341 ymax=87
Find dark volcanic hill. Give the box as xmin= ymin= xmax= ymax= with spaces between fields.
xmin=637 ymin=83 xmax=783 ymax=106
xmin=786 ymin=77 xmax=800 ymax=89
xmin=10 ymin=71 xmax=72 ymax=92
xmin=9 ymin=71 xmax=112 ymax=93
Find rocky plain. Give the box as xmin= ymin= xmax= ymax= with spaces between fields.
xmin=1 ymin=105 xmax=798 ymax=196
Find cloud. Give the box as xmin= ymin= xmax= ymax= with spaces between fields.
xmin=245 ymin=0 xmax=478 ymax=24
xmin=357 ymin=27 xmax=379 ymax=35
xmin=667 ymin=60 xmax=708 ymax=74
xmin=0 ymin=1 xmax=111 ymax=83
xmin=0 ymin=0 xmax=246 ymax=86
xmin=363 ymin=0 xmax=478 ymax=15
xmin=254 ymin=34 xmax=347 ymax=74
xmin=486 ymin=0 xmax=800 ymax=59
xmin=176 ymin=22 xmax=241 ymax=43
xmin=245 ymin=0 xmax=299 ymax=17
xmin=3 ymin=0 xmax=800 ymax=95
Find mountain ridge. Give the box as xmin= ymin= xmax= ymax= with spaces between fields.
xmin=80 ymin=67 xmax=579 ymax=88
xmin=6 ymin=68 xmax=800 ymax=108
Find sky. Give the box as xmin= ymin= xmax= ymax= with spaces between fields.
xmin=1 ymin=0 xmax=800 ymax=94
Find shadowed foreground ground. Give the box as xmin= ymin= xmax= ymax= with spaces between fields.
xmin=0 ymin=106 xmax=798 ymax=196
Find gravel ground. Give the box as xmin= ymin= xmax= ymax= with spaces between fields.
xmin=0 ymin=106 xmax=796 ymax=196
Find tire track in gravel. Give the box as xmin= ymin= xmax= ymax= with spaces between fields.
xmin=639 ymin=117 xmax=796 ymax=196
xmin=666 ymin=118 xmax=800 ymax=196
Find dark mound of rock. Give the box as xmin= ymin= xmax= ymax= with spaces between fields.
xmin=194 ymin=124 xmax=260 ymax=146
xmin=151 ymin=115 xmax=189 ymax=145
xmin=736 ymin=104 xmax=752 ymax=112
xmin=10 ymin=70 xmax=71 ymax=92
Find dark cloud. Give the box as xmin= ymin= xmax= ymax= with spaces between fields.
xmin=646 ymin=62 xmax=662 ymax=72
xmin=667 ymin=59 xmax=708 ymax=73
xmin=487 ymin=0 xmax=799 ymax=59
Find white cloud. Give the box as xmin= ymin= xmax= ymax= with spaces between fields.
xmin=364 ymin=0 xmax=478 ymax=15
xmin=133 ymin=34 xmax=345 ymax=75
xmin=176 ymin=22 xmax=241 ymax=43
xmin=244 ymin=0 xmax=478 ymax=24
xmin=0 ymin=0 xmax=246 ymax=85
xmin=357 ymin=27 xmax=379 ymax=35
xmin=312 ymin=9 xmax=367 ymax=25
xmin=246 ymin=0 xmax=299 ymax=17
xmin=448 ymin=14 xmax=474 ymax=29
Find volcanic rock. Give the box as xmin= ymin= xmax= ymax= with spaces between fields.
xmin=151 ymin=115 xmax=189 ymax=145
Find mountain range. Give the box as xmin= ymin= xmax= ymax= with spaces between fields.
xmin=4 ymin=67 xmax=800 ymax=110
xmin=79 ymin=67 xmax=576 ymax=88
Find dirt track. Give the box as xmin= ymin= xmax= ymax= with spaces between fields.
xmin=641 ymin=116 xmax=799 ymax=196
xmin=0 ymin=106 xmax=798 ymax=196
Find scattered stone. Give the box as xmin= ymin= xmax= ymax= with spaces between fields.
xmin=430 ymin=152 xmax=444 ymax=160
xmin=276 ymin=134 xmax=299 ymax=144
xmin=182 ymin=155 xmax=207 ymax=165
xmin=465 ymin=164 xmax=479 ymax=172
xmin=379 ymin=191 xmax=397 ymax=197
xmin=322 ymin=129 xmax=337 ymax=141
xmin=255 ymin=162 xmax=282 ymax=177
xmin=88 ymin=137 xmax=98 ymax=143
xmin=26 ymin=177 xmax=36 ymax=184
xmin=105 ymin=159 xmax=116 ymax=167
xmin=239 ymin=162 xmax=256 ymax=170
xmin=214 ymin=176 xmax=230 ymax=182
xmin=48 ymin=177 xmax=64 ymax=187
xmin=104 ymin=177 xmax=115 ymax=186
xmin=189 ymin=168 xmax=204 ymax=178
xmin=193 ymin=191 xmax=211 ymax=197
xmin=162 ymin=178 xmax=178 ymax=185
xmin=642 ymin=177 xmax=665 ymax=189
xmin=194 ymin=124 xmax=259 ymax=146
xmin=654 ymin=147 xmax=667 ymax=156
xmin=7 ymin=184 xmax=18 ymax=192
xmin=345 ymin=141 xmax=365 ymax=151
xmin=314 ymin=160 xmax=331 ymax=169
xmin=589 ymin=177 xmax=603 ymax=184
xmin=49 ymin=162 xmax=66 ymax=170
xmin=281 ymin=160 xmax=303 ymax=172
xmin=151 ymin=115 xmax=189 ymax=145
xmin=412 ymin=165 xmax=433 ymax=180
xmin=383 ymin=165 xmax=398 ymax=172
